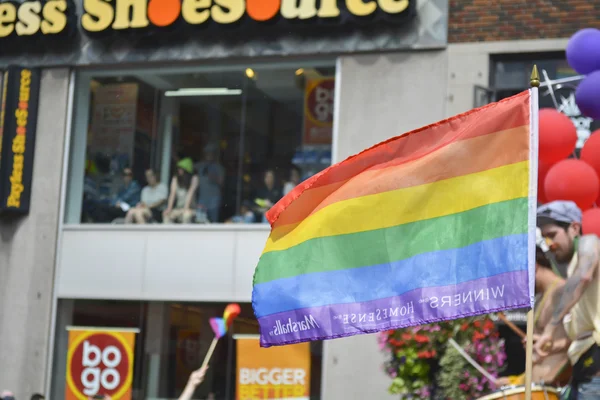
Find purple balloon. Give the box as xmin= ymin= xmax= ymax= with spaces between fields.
xmin=576 ymin=71 xmax=600 ymax=120
xmin=566 ymin=28 xmax=600 ymax=75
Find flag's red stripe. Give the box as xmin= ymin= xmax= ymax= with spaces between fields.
xmin=271 ymin=126 xmax=529 ymax=231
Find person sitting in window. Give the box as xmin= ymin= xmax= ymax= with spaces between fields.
xmin=163 ymin=158 xmax=198 ymax=224
xmin=125 ymin=168 xmax=168 ymax=224
xmin=283 ymin=165 xmax=302 ymax=196
xmin=195 ymin=143 xmax=225 ymax=223
xmin=226 ymin=200 xmax=256 ymax=223
xmin=87 ymin=167 xmax=141 ymax=223
xmin=254 ymin=169 xmax=282 ymax=223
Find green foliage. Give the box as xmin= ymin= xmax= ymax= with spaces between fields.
xmin=437 ymin=342 xmax=468 ymax=400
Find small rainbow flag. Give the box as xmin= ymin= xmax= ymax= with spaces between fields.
xmin=210 ymin=303 xmax=241 ymax=339
xmin=253 ymin=91 xmax=537 ymax=347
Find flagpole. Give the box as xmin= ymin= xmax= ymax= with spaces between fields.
xmin=524 ymin=64 xmax=540 ymax=400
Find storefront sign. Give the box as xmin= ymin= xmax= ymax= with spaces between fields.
xmin=0 ymin=0 xmax=447 ymax=67
xmin=80 ymin=0 xmax=412 ymax=32
xmin=236 ymin=336 xmax=310 ymax=400
xmin=303 ymin=77 xmax=334 ymax=145
xmin=0 ymin=0 xmax=414 ymax=37
xmin=0 ymin=66 xmax=41 ymax=215
xmin=65 ymin=327 xmax=138 ymax=400
xmin=0 ymin=0 xmax=69 ymax=38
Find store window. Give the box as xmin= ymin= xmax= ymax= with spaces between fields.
xmin=65 ymin=62 xmax=336 ymax=224
xmin=51 ymin=300 xmax=323 ymax=400
xmin=491 ymin=54 xmax=599 ymax=149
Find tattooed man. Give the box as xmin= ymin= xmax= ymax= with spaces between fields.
xmin=534 ymin=201 xmax=600 ymax=400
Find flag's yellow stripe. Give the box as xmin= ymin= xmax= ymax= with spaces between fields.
xmin=263 ymin=161 xmax=529 ymax=254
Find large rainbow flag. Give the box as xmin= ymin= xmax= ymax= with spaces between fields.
xmin=253 ymin=91 xmax=537 ymax=347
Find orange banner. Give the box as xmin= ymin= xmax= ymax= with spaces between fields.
xmin=303 ymin=77 xmax=335 ymax=145
xmin=236 ymin=337 xmax=310 ymax=400
xmin=65 ymin=327 xmax=137 ymax=400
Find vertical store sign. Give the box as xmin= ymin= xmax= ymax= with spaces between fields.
xmin=236 ymin=337 xmax=310 ymax=400
xmin=303 ymin=77 xmax=335 ymax=145
xmin=65 ymin=327 xmax=139 ymax=400
xmin=0 ymin=71 xmax=7 ymax=167
xmin=89 ymin=83 xmax=138 ymax=167
xmin=0 ymin=66 xmax=41 ymax=214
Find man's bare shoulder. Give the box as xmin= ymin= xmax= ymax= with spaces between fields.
xmin=578 ymin=234 xmax=600 ymax=251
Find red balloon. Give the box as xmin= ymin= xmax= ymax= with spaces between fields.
xmin=582 ymin=208 xmax=600 ymax=236
xmin=581 ymin=130 xmax=600 ymax=177
xmin=539 ymin=108 xmax=578 ymax=165
xmin=581 ymin=130 xmax=600 ymax=206
xmin=545 ymin=159 xmax=600 ymax=210
xmin=538 ymin=159 xmax=551 ymax=204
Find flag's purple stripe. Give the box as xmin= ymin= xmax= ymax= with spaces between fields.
xmin=258 ymin=270 xmax=529 ymax=347
xmin=253 ymin=234 xmax=528 ymax=318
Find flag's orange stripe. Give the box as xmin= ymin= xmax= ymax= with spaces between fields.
xmin=267 ymin=91 xmax=530 ymax=225
xmin=272 ymin=125 xmax=529 ymax=232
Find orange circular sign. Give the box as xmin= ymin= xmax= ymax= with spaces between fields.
xmin=66 ymin=331 xmax=134 ymax=400
xmin=305 ymin=79 xmax=335 ymax=127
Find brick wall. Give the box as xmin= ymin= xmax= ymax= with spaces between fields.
xmin=449 ymin=0 xmax=600 ymax=43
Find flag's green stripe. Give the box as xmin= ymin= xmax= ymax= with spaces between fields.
xmin=254 ymin=197 xmax=528 ymax=285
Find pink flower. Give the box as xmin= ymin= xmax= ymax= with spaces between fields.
xmin=484 ymin=354 xmax=493 ymax=363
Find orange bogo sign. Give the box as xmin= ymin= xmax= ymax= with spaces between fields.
xmin=236 ymin=338 xmax=310 ymax=400
xmin=66 ymin=328 xmax=137 ymax=400
xmin=303 ymin=77 xmax=335 ymax=145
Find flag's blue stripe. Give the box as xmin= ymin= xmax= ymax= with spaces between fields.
xmin=253 ymin=233 xmax=528 ymax=318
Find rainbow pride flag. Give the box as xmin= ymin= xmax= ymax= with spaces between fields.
xmin=210 ymin=303 xmax=241 ymax=339
xmin=253 ymin=91 xmax=538 ymax=347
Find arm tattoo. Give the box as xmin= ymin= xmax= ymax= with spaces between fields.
xmin=550 ymin=235 xmax=599 ymax=326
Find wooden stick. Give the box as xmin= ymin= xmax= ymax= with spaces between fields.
xmin=201 ymin=337 xmax=219 ymax=369
xmin=525 ymin=63 xmax=539 ymax=400
xmin=497 ymin=312 xmax=527 ymax=339
xmin=448 ymin=338 xmax=498 ymax=385
xmin=524 ymin=309 xmax=535 ymax=400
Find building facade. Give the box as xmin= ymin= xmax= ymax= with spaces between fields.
xmin=0 ymin=0 xmax=598 ymax=399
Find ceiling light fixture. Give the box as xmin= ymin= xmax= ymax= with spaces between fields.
xmin=164 ymin=88 xmax=242 ymax=97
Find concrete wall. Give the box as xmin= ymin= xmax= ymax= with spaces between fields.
xmin=0 ymin=69 xmax=70 ymax=398
xmin=323 ymin=50 xmax=448 ymax=400
xmin=56 ymin=226 xmax=268 ymax=301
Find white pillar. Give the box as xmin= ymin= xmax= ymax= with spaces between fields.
xmin=323 ymin=51 xmax=448 ymax=400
